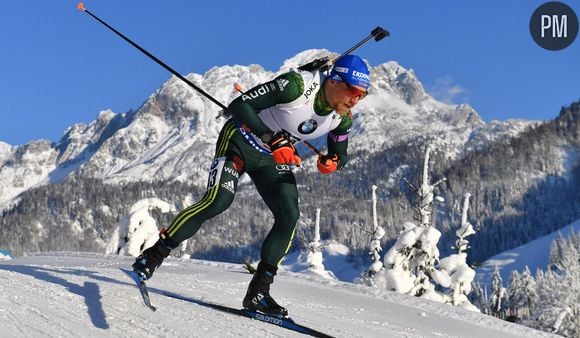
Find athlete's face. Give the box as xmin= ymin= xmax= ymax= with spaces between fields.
xmin=325 ymin=80 xmax=367 ymax=115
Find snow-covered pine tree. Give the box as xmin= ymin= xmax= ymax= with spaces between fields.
xmin=298 ymin=209 xmax=336 ymax=280
xmin=306 ymin=208 xmax=324 ymax=270
xmin=490 ymin=265 xmax=506 ymax=318
xmin=416 ymin=145 xmax=446 ymax=227
xmin=355 ymin=185 xmax=386 ymax=286
xmin=518 ymin=266 xmax=537 ymax=321
xmin=367 ymin=225 xmax=386 ymax=276
xmin=533 ymin=269 xmax=564 ymax=335
xmin=533 ymin=231 xmax=579 ymax=337
xmin=105 ymin=198 xmax=174 ymax=256
xmin=455 ymin=193 xmax=476 ymax=254
xmin=548 ymin=234 xmax=564 ymax=268
xmin=469 ymin=281 xmax=490 ymax=315
xmin=438 ymin=193 xmax=478 ymax=311
xmin=379 ymin=146 xmax=449 ymax=300
xmin=370 ymin=146 xmax=478 ymax=311
xmin=506 ymin=270 xmax=522 ymax=320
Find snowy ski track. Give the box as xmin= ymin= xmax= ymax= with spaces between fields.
xmin=0 ymin=253 xmax=554 ymax=337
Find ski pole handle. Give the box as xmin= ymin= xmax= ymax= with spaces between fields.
xmin=331 ymin=26 xmax=389 ymax=65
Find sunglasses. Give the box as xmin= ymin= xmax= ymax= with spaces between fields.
xmin=335 ymin=72 xmax=368 ymax=100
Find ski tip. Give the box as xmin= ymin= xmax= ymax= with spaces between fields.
xmin=77 ymin=2 xmax=86 ymax=11
xmin=120 ymin=268 xmax=140 ymax=282
xmin=120 ymin=268 xmax=133 ymax=276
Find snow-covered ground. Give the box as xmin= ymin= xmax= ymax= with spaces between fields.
xmin=475 ymin=219 xmax=580 ymax=286
xmin=0 ymin=252 xmax=554 ymax=338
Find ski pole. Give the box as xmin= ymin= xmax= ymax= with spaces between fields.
xmin=297 ymin=26 xmax=389 ymax=72
xmin=79 ymin=0 xmax=323 ymax=158
xmin=294 ymin=27 xmax=389 ymax=151
xmin=303 ymin=141 xmax=322 ymax=156
xmin=332 ymin=27 xmax=389 ymax=65
xmin=78 ymin=3 xmax=379 ymax=158
xmin=233 ymin=83 xmax=322 ymax=156
xmin=76 ymin=2 xmax=228 ymax=111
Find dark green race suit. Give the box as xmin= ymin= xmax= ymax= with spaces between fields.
xmin=162 ymin=70 xmax=352 ymax=269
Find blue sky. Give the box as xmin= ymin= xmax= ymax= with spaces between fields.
xmin=0 ymin=1 xmax=578 ymax=145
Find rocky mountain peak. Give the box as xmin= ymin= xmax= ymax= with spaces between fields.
xmin=0 ymin=50 xmax=536 ymax=209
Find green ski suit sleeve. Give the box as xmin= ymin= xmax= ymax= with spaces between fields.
xmin=227 ymin=72 xmax=304 ymax=138
xmin=327 ymin=112 xmax=352 ymax=169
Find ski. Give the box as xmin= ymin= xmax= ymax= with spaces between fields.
xmin=120 ymin=269 xmax=157 ymax=312
xmin=163 ymin=291 xmax=334 ymax=338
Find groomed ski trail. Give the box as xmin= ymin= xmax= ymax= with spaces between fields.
xmin=0 ymin=253 xmax=555 ymax=337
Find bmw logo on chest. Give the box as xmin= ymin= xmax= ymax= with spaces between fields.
xmin=298 ymin=119 xmax=318 ymax=134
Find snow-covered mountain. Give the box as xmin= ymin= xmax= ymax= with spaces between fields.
xmin=0 ymin=49 xmax=532 ymax=210
xmin=0 ymin=252 xmax=555 ymax=337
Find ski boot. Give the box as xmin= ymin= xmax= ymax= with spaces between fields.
xmin=242 ymin=263 xmax=288 ymax=317
xmin=132 ymin=239 xmax=173 ymax=280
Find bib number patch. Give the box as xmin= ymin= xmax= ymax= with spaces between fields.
xmin=207 ymin=157 xmax=226 ymax=190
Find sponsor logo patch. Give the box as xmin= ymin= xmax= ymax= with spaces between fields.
xmin=352 ymin=70 xmax=370 ymax=80
xmin=254 ymin=312 xmax=283 ymax=325
xmin=224 ymin=166 xmax=239 ymax=179
xmin=221 ymin=180 xmax=235 ymax=194
xmin=298 ymin=119 xmax=318 ymax=134
xmin=276 ymin=78 xmax=289 ymax=91
xmin=241 ymin=85 xmax=270 ymax=101
xmin=303 ymin=82 xmax=318 ymax=100
xmin=275 ymin=164 xmax=291 ymax=172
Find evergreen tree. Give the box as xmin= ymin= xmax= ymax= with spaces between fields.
xmin=519 ymin=266 xmax=537 ymax=320
xmin=415 ymin=145 xmax=446 ymax=227
xmin=296 ymin=208 xmax=336 ymax=280
xmin=490 ymin=265 xmax=506 ymax=318
xmin=506 ymin=270 xmax=522 ymax=318
xmin=533 ymin=233 xmax=579 ymax=337
xmin=105 ymin=198 xmax=174 ymax=256
xmin=438 ymin=193 xmax=478 ymax=311
xmin=380 ymin=146 xmax=447 ymax=298
xmin=356 ymin=185 xmax=386 ymax=286
xmin=379 ymin=145 xmax=476 ymax=308
xmin=455 ymin=193 xmax=476 ymax=254
xmin=469 ymin=281 xmax=489 ymax=315
xmin=305 ymin=208 xmax=325 ymax=270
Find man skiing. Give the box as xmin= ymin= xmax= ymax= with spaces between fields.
xmin=132 ymin=54 xmax=371 ymax=317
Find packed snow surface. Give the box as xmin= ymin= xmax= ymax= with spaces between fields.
xmin=476 ymin=220 xmax=580 ymax=286
xmin=0 ymin=253 xmax=554 ymax=337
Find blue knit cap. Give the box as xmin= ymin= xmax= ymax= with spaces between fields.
xmin=329 ymin=55 xmax=370 ymax=89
